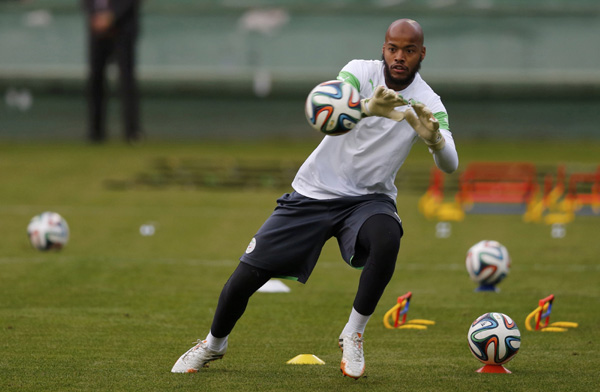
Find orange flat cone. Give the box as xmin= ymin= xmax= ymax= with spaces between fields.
xmin=476 ymin=364 xmax=511 ymax=374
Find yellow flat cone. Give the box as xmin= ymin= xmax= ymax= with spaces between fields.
xmin=286 ymin=354 xmax=325 ymax=365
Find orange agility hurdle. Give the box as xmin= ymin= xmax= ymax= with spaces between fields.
xmin=525 ymin=294 xmax=578 ymax=332
xmin=383 ymin=292 xmax=435 ymax=330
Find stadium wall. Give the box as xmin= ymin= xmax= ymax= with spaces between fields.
xmin=1 ymin=1 xmax=599 ymax=141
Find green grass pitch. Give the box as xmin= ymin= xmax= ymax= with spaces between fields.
xmin=1 ymin=141 xmax=599 ymax=391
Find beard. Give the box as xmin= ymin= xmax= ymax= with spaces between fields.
xmin=382 ymin=54 xmax=422 ymax=89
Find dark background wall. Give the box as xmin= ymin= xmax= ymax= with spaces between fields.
xmin=1 ymin=0 xmax=599 ymax=141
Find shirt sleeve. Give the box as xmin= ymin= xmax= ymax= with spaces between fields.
xmin=336 ymin=60 xmax=373 ymax=99
xmin=432 ymin=129 xmax=459 ymax=173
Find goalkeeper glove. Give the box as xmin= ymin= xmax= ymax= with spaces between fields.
xmin=404 ymin=101 xmax=446 ymax=151
xmin=361 ymin=85 xmax=408 ymax=122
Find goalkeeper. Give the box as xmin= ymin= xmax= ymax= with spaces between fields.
xmin=172 ymin=18 xmax=459 ymax=379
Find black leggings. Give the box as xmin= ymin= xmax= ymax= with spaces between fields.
xmin=210 ymin=214 xmax=401 ymax=337
xmin=351 ymin=214 xmax=402 ymax=315
xmin=210 ymin=263 xmax=272 ymax=338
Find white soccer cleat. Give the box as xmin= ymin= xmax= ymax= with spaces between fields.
xmin=339 ymin=332 xmax=365 ymax=379
xmin=171 ymin=340 xmax=227 ymax=373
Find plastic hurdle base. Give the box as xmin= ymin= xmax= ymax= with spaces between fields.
xmin=475 ymin=284 xmax=499 ymax=292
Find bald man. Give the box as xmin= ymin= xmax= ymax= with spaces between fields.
xmin=171 ymin=19 xmax=459 ymax=379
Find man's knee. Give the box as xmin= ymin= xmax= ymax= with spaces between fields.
xmin=360 ymin=214 xmax=401 ymax=252
xmin=353 ymin=214 xmax=401 ymax=267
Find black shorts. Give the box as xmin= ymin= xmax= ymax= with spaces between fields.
xmin=240 ymin=191 xmax=403 ymax=283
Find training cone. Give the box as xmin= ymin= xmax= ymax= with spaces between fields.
xmin=286 ymin=354 xmax=325 ymax=365
xmin=476 ymin=364 xmax=511 ymax=374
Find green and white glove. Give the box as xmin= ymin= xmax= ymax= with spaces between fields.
xmin=404 ymin=101 xmax=446 ymax=151
xmin=361 ymin=85 xmax=408 ymax=122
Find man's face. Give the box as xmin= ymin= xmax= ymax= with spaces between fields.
xmin=382 ymin=32 xmax=425 ymax=90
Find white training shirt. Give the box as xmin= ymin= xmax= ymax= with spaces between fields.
xmin=292 ymin=59 xmax=457 ymax=201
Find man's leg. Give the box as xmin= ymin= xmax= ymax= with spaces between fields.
xmin=172 ymin=262 xmax=272 ymax=373
xmin=352 ymin=214 xmax=401 ymax=316
xmin=87 ymin=37 xmax=111 ymax=143
xmin=210 ymin=262 xmax=273 ymax=338
xmin=116 ymin=34 xmax=141 ymax=142
xmin=339 ymin=214 xmax=401 ymax=379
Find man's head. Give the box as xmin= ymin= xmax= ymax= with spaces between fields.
xmin=382 ymin=19 xmax=426 ymax=91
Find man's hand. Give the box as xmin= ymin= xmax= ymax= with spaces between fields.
xmin=361 ymin=85 xmax=408 ymax=122
xmin=404 ymin=102 xmax=445 ymax=151
xmin=91 ymin=11 xmax=114 ymax=34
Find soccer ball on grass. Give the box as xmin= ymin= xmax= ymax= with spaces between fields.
xmin=468 ymin=312 xmax=521 ymax=366
xmin=465 ymin=240 xmax=510 ymax=291
xmin=304 ymin=80 xmax=362 ymax=136
xmin=27 ymin=211 xmax=70 ymax=251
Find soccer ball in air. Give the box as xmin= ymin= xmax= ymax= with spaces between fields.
xmin=304 ymin=80 xmax=362 ymax=136
xmin=27 ymin=211 xmax=70 ymax=251
xmin=465 ymin=240 xmax=510 ymax=290
xmin=468 ymin=312 xmax=521 ymax=366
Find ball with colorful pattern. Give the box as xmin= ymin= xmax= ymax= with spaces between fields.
xmin=468 ymin=312 xmax=521 ymax=366
xmin=466 ymin=240 xmax=511 ymax=289
xmin=304 ymin=80 xmax=362 ymax=136
xmin=27 ymin=211 xmax=70 ymax=251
